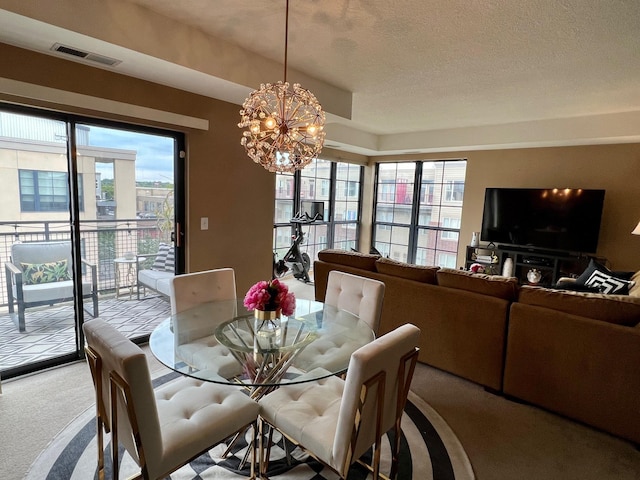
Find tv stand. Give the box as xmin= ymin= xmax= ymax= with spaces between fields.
xmin=466 ymin=245 xmax=593 ymax=285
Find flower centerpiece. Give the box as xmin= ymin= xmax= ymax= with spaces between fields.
xmin=244 ymin=279 xmax=296 ymax=356
xmin=243 ymin=278 xmax=296 ymax=319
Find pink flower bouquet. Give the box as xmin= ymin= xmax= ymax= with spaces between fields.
xmin=243 ymin=279 xmax=296 ymax=316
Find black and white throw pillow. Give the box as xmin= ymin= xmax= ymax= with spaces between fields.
xmin=165 ymin=246 xmax=175 ymax=272
xmin=575 ymin=259 xmax=634 ymax=294
xmin=152 ymin=243 xmax=170 ymax=271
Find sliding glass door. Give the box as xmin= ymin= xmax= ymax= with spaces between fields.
xmin=0 ymin=105 xmax=184 ymax=379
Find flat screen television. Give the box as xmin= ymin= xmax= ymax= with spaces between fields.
xmin=481 ymin=188 xmax=605 ymax=254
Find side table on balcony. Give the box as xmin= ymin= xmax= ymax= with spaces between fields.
xmin=114 ymin=257 xmax=137 ymax=300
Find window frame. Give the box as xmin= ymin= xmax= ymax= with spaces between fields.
xmin=19 ymin=169 xmax=84 ymax=212
xmin=372 ymin=160 xmax=466 ymax=267
xmin=273 ymin=159 xmax=364 ymax=261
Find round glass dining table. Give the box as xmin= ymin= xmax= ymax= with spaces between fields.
xmin=149 ymin=298 xmax=375 ymax=396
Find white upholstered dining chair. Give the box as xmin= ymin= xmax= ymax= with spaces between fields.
xmin=169 ymin=267 xmax=236 ymax=315
xmin=83 ymin=319 xmax=259 ymax=480
xmin=324 ymin=270 xmax=386 ymax=333
xmin=258 ymin=323 xmax=420 ymax=480
xmin=168 ymin=268 xmax=240 ymax=377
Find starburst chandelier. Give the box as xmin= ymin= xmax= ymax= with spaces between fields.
xmin=238 ymin=0 xmax=326 ymax=173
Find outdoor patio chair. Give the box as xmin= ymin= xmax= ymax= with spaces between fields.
xmin=4 ymin=240 xmax=99 ymax=332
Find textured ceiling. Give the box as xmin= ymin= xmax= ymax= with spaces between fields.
xmin=0 ymin=0 xmax=639 ymax=154
xmin=123 ymin=0 xmax=640 ymax=133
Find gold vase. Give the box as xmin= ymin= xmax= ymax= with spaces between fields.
xmin=254 ymin=309 xmax=281 ymax=321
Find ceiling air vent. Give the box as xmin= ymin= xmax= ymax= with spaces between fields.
xmin=51 ymin=43 xmax=121 ymax=67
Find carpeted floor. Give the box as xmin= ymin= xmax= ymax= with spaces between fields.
xmin=24 ymin=368 xmax=473 ymax=480
xmin=2 ymin=276 xmax=639 ymax=479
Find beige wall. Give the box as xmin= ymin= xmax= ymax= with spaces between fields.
xmin=2 ymin=42 xmax=639 ymax=285
xmin=0 ymin=42 xmax=274 ymax=294
xmin=459 ymin=145 xmax=640 ymax=271
xmin=376 ymin=146 xmax=640 ymax=271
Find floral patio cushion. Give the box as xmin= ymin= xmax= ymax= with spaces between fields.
xmin=20 ymin=259 xmax=72 ymax=285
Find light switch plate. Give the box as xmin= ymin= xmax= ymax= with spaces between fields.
xmin=200 ymin=217 xmax=209 ymax=230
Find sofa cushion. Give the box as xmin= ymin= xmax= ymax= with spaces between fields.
xmin=375 ymin=257 xmax=438 ymax=284
xmin=138 ymin=268 xmax=174 ymax=291
xmin=518 ymin=285 xmax=640 ymax=326
xmin=317 ymin=249 xmax=378 ymax=272
xmin=436 ymin=268 xmax=519 ymax=301
xmin=20 ymin=259 xmax=71 ymax=285
xmin=574 ymin=259 xmax=634 ymax=294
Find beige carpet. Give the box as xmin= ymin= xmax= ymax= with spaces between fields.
xmin=1 ymin=276 xmax=639 ymax=479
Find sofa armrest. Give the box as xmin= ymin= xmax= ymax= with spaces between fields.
xmin=81 ymin=258 xmax=97 ymax=284
xmin=136 ymin=253 xmax=157 ymax=271
xmin=5 ymin=261 xmax=23 ymax=304
xmin=5 ymin=260 xmax=21 ymax=278
xmin=504 ymin=303 xmax=640 ymax=444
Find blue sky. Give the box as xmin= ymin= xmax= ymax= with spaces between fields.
xmin=86 ymin=125 xmax=175 ymax=182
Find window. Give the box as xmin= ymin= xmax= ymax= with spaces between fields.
xmin=441 ymin=217 xmax=461 ymax=240
xmin=274 ymin=172 xmax=295 ymax=224
xmin=19 ymin=170 xmax=84 ymax=212
xmin=274 ymin=159 xmax=363 ymax=261
xmin=437 ymin=252 xmax=457 ymax=268
xmin=373 ymin=160 xmax=466 ymax=268
xmin=444 ymin=181 xmax=464 ymax=202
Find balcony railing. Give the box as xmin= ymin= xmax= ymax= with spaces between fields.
xmin=0 ymin=218 xmax=168 ymax=308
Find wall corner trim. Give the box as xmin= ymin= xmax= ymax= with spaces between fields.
xmin=0 ymin=77 xmax=209 ymax=131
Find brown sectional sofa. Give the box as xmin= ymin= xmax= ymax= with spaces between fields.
xmin=313 ymin=249 xmax=640 ymax=445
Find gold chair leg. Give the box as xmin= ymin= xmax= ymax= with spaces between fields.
xmin=96 ymin=415 xmax=104 ymax=480
xmin=389 ymin=424 xmax=401 ymax=480
xmin=258 ymin=417 xmax=275 ymax=478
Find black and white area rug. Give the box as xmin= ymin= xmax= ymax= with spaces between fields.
xmin=27 ymin=372 xmax=475 ymax=480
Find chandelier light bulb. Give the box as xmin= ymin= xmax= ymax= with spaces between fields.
xmin=264 ymin=117 xmax=277 ymax=130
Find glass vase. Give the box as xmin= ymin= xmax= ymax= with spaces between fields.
xmin=254 ymin=309 xmax=282 ymax=352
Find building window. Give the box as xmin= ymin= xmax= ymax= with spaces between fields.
xmin=373 ymin=160 xmax=466 ymax=267
xmin=19 ymin=169 xmax=84 ymax=212
xmin=444 ymin=181 xmax=465 ymax=202
xmin=441 ymin=217 xmax=461 ymax=240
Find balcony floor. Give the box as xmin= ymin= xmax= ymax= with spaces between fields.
xmin=0 ymin=276 xmax=314 ymax=375
xmin=0 ymin=294 xmax=170 ymax=371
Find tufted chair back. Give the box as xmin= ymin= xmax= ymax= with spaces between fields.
xmin=324 ymin=270 xmax=385 ymax=333
xmin=84 ymin=319 xmax=260 ymax=480
xmin=169 ymin=268 xmax=236 ymax=315
xmin=83 ymin=319 xmax=161 ymax=468
xmin=333 ymin=323 xmax=420 ymax=477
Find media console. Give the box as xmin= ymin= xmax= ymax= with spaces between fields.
xmin=465 ymin=245 xmax=595 ymax=285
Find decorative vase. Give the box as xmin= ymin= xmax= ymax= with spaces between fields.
xmin=502 ymin=257 xmax=514 ymax=277
xmin=471 ymin=232 xmax=480 ymax=247
xmin=254 ymin=309 xmax=282 ymax=352
xmin=527 ymin=269 xmax=542 ymax=284
xmin=254 ymin=309 xmax=281 ymax=322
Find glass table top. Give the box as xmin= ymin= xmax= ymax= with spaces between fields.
xmin=149 ymin=298 xmax=374 ymax=390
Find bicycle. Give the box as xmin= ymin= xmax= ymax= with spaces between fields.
xmin=273 ymin=211 xmax=321 ymax=283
